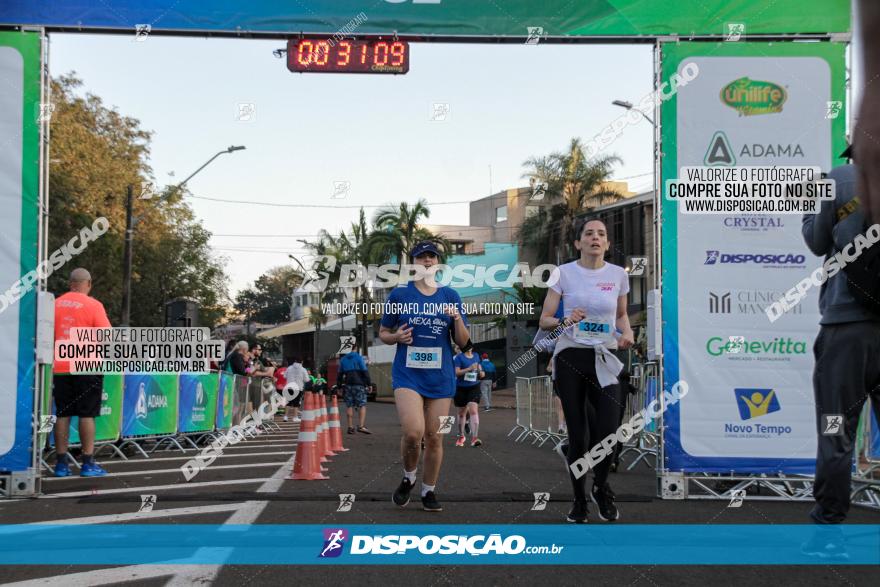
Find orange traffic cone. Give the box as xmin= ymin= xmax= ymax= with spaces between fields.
xmin=329 ymin=395 xmax=349 ymax=452
xmin=288 ymin=392 xmax=328 ymax=480
xmin=319 ymin=394 xmax=337 ymax=458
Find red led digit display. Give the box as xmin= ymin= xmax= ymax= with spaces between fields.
xmin=287 ymin=38 xmax=409 ymax=74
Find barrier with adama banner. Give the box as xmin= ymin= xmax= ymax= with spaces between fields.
xmin=118 ymin=373 xmax=182 ymax=456
xmin=177 ymin=372 xmax=218 ymax=448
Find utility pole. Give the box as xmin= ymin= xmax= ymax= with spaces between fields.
xmin=119 ymin=145 xmax=245 ymax=327
xmin=121 ymin=184 xmax=134 ymax=326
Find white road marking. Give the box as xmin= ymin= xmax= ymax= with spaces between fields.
xmin=66 ymin=450 xmax=292 ymax=465
xmin=44 ymin=477 xmax=272 ymax=499
xmin=4 ymin=453 xmax=299 ymax=586
xmin=41 ymin=461 xmax=289 ymax=481
xmin=19 ymin=503 xmax=245 ymax=526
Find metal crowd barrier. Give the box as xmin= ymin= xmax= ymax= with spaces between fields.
xmin=508 ymin=376 xmax=565 ymax=447
xmin=616 ymin=361 xmax=660 ymax=470
xmin=509 ymin=364 xmax=661 ymax=464
xmin=40 ymin=370 xmax=285 ymax=474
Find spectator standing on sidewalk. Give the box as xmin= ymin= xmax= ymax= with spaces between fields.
xmin=802 ymin=150 xmax=880 ymax=524
xmin=52 ymin=268 xmax=111 ymax=478
xmin=479 ymin=353 xmax=496 ymax=411
xmin=339 ymin=343 xmax=373 ymax=434
xmin=283 ymin=356 xmax=309 ymax=422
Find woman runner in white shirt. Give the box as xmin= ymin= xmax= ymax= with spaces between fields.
xmin=540 ymin=218 xmax=634 ymax=523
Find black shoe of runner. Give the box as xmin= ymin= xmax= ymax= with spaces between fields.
xmin=393 ymin=477 xmax=415 ymax=507
xmin=566 ymin=500 xmax=588 ymax=524
xmin=591 ymin=483 xmax=620 ymax=521
xmin=421 ymin=491 xmax=442 ymax=512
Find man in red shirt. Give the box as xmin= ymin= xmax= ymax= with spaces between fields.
xmin=53 ymin=268 xmax=111 ymax=477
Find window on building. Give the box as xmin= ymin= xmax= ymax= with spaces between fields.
xmin=452 ymin=242 xmax=466 ymax=255
xmin=495 ymin=205 xmax=508 ymax=223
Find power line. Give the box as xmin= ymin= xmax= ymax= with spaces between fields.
xmin=189 ymin=194 xmax=474 ymax=208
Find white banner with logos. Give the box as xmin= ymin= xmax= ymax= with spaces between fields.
xmin=662 ymin=43 xmax=846 ymax=473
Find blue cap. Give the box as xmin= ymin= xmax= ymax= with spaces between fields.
xmin=410 ymin=241 xmax=441 ymax=258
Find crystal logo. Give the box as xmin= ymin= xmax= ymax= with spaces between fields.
xmin=721 ymin=77 xmax=787 ymax=116
xmin=734 ymin=388 xmax=780 ymax=420
xmin=319 ymin=528 xmax=348 ymax=558
xmin=722 ymin=216 xmax=784 ymax=232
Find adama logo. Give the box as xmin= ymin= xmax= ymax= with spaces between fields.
xmin=721 ymin=77 xmax=786 ymax=116
xmin=319 ymin=528 xmax=348 ymax=558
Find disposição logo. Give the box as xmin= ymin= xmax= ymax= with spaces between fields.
xmin=721 ymin=77 xmax=786 ymax=116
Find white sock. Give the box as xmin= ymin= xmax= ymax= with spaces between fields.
xmin=421 ymin=483 xmax=436 ymax=497
xmin=404 ymin=469 xmax=417 ymax=484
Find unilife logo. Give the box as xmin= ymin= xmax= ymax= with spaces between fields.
xmin=721 ymin=77 xmax=787 ymax=116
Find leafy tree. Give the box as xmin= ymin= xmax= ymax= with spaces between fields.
xmin=366 ymin=199 xmax=446 ymax=263
xmin=234 ymin=266 xmax=301 ymax=325
xmin=520 ymin=138 xmax=623 ymax=263
xmin=47 ymin=73 xmax=230 ymax=327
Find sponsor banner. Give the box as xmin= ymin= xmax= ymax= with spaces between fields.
xmin=216 ymin=372 xmax=234 ymax=430
xmin=121 ymin=373 xmax=179 ymax=437
xmin=0 ymin=31 xmax=40 ymax=472
xmin=0 ymin=2 xmax=850 ymax=37
xmin=0 ymin=524 xmax=876 ymax=564
xmin=68 ymin=374 xmax=124 ymax=444
xmin=178 ymin=372 xmax=218 ymax=433
xmin=661 ymin=42 xmax=846 ymax=473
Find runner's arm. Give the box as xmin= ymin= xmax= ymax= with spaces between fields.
xmin=615 ymin=295 xmax=634 ymax=349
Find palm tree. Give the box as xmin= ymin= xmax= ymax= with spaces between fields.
xmin=366 ymin=199 xmax=444 ymax=263
xmin=520 ymin=138 xmax=624 ymax=263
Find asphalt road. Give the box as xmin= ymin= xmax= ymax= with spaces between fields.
xmin=1 ymin=398 xmax=878 ymax=586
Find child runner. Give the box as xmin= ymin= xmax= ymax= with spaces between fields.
xmin=380 ymin=242 xmax=470 ymax=512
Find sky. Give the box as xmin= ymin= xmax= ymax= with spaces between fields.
xmin=48 ymin=34 xmax=662 ymax=297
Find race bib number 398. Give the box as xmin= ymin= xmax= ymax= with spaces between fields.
xmin=406 ymin=347 xmax=442 ymax=369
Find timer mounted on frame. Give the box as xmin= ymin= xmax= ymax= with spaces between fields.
xmin=275 ymin=36 xmax=410 ymax=74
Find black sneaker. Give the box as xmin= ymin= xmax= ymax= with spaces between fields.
xmin=566 ymin=500 xmax=588 ymax=524
xmin=393 ymin=478 xmax=415 ymax=507
xmin=591 ymin=483 xmax=619 ymax=521
xmin=421 ymin=490 xmax=442 ymax=512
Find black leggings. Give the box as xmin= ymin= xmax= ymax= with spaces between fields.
xmin=555 ymin=347 xmax=623 ymax=501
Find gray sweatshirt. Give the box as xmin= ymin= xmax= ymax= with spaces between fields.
xmin=801 ymin=164 xmax=880 ymax=325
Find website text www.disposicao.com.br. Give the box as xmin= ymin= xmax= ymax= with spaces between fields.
xmin=318 ymin=530 xmax=563 ymax=558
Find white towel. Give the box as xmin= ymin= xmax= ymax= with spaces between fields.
xmin=594 ymin=345 xmax=624 ymax=388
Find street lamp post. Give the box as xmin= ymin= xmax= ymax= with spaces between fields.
xmin=121 ymin=145 xmax=245 ymax=326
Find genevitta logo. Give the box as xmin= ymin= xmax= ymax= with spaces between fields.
xmin=706 ymin=336 xmax=807 ymax=357
xmin=703 ymin=251 xmax=805 ymax=268
xmin=319 ymin=528 xmax=348 ymax=558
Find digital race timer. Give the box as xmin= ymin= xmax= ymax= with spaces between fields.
xmin=286 ymin=38 xmax=409 ymax=74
